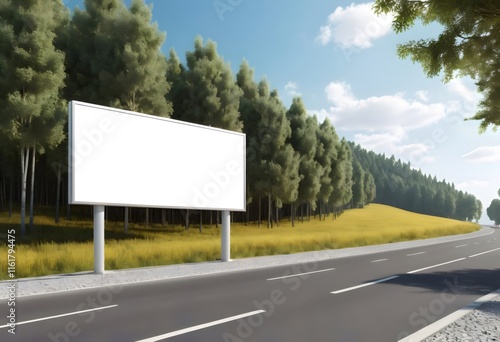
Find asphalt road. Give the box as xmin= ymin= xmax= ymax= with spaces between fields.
xmin=1 ymin=228 xmax=500 ymax=342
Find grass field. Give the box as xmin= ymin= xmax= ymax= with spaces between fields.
xmin=0 ymin=204 xmax=479 ymax=279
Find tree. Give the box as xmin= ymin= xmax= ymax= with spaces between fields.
xmin=65 ymin=0 xmax=172 ymax=116
xmin=351 ymin=160 xmax=366 ymax=208
xmin=0 ymin=0 xmax=67 ymax=234
xmin=487 ymin=199 xmax=500 ymax=225
xmin=329 ymin=138 xmax=353 ymax=213
xmin=363 ymin=170 xmax=376 ymax=204
xmin=237 ymin=63 xmax=299 ymax=227
xmin=315 ymin=118 xmax=339 ymax=220
xmin=178 ymin=36 xmax=242 ymax=131
xmin=286 ymin=97 xmax=321 ymax=223
xmin=374 ymin=0 xmax=500 ymax=131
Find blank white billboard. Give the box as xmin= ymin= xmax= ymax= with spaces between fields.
xmin=68 ymin=101 xmax=246 ymax=211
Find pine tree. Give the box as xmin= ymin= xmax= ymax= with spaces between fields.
xmin=286 ymin=97 xmax=321 ymax=223
xmin=315 ymin=118 xmax=339 ymax=220
xmin=237 ymin=66 xmax=299 ymax=227
xmin=65 ymin=0 xmax=172 ymax=116
xmin=329 ymin=138 xmax=353 ymax=213
xmin=180 ymin=36 xmax=242 ymax=131
xmin=352 ymin=160 xmax=366 ymax=208
xmin=0 ymin=0 xmax=67 ymax=234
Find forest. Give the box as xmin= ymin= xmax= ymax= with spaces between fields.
xmin=0 ymin=0 xmax=482 ymax=235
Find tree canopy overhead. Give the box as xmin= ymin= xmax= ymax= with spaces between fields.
xmin=373 ymin=0 xmax=500 ymax=132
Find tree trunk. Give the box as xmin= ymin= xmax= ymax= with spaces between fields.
xmin=161 ymin=209 xmax=166 ymax=227
xmin=319 ymin=200 xmax=322 ymax=221
xmin=291 ymin=203 xmax=295 ymax=227
xmin=210 ymin=210 xmax=213 ymax=226
xmin=301 ymin=203 xmax=304 ymax=223
xmin=55 ymin=165 xmax=61 ymax=223
xmin=124 ymin=207 xmax=129 ymax=233
xmin=275 ymin=202 xmax=279 ymax=226
xmin=258 ymin=195 xmax=262 ymax=227
xmin=185 ymin=209 xmax=189 ymax=230
xmin=20 ymin=147 xmax=30 ymax=236
xmin=199 ymin=211 xmax=203 ymax=233
xmin=145 ymin=208 xmax=149 ymax=227
xmin=267 ymin=193 xmax=273 ymax=229
xmin=29 ymin=145 xmax=36 ymax=232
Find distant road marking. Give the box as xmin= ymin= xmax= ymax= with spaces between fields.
xmin=407 ymin=258 xmax=466 ymax=274
xmin=475 ymin=242 xmax=480 ymax=245
xmin=135 ymin=310 xmax=265 ymax=341
xmin=469 ymin=247 xmax=500 ymax=258
xmin=407 ymin=252 xmax=426 ymax=256
xmin=0 ymin=305 xmax=117 ymax=329
xmin=371 ymin=259 xmax=388 ymax=263
xmin=267 ymin=268 xmax=335 ymax=281
xmin=331 ymin=276 xmax=399 ymax=295
xmin=487 ymin=240 xmax=491 ymax=243
xmin=455 ymin=244 xmax=468 ymax=248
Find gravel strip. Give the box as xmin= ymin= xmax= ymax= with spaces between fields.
xmin=423 ymin=295 xmax=500 ymax=342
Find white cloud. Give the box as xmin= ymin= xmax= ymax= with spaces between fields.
xmin=310 ymin=81 xmax=453 ymax=166
xmin=415 ymin=90 xmax=429 ymax=102
xmin=353 ymin=128 xmax=435 ymax=165
xmin=457 ymin=179 xmax=490 ymax=190
xmin=323 ymin=81 xmax=447 ymax=131
xmin=316 ymin=2 xmax=393 ymax=49
xmin=284 ymin=81 xmax=301 ymax=97
xmin=316 ymin=25 xmax=331 ymax=45
xmin=446 ymin=78 xmax=483 ymax=120
xmin=462 ymin=146 xmax=500 ymax=163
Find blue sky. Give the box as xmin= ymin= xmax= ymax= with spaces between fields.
xmin=64 ymin=0 xmax=499 ymax=223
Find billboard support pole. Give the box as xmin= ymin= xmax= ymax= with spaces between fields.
xmin=221 ymin=210 xmax=231 ymax=261
xmin=94 ymin=205 xmax=105 ymax=274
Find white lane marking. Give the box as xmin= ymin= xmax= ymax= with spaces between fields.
xmin=487 ymin=240 xmax=491 ymax=243
xmin=267 ymin=268 xmax=335 ymax=281
xmin=407 ymin=258 xmax=466 ymax=274
xmin=475 ymin=242 xmax=480 ymax=245
xmin=0 ymin=305 xmax=117 ymax=329
xmin=455 ymin=244 xmax=468 ymax=248
xmin=331 ymin=276 xmax=399 ymax=295
xmin=135 ymin=310 xmax=265 ymax=341
xmin=469 ymin=247 xmax=500 ymax=258
xmin=371 ymin=259 xmax=388 ymax=263
xmin=407 ymin=252 xmax=426 ymax=256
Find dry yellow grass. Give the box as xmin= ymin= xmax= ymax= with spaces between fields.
xmin=0 ymin=204 xmax=479 ymax=279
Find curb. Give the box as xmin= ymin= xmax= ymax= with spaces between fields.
xmin=399 ymin=288 xmax=500 ymax=341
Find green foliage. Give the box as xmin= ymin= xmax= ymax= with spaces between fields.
xmin=286 ymin=97 xmax=322 ymax=208
xmin=351 ymin=142 xmax=482 ymax=221
xmin=64 ymin=0 xmax=172 ymax=116
xmin=175 ymin=36 xmax=243 ymax=131
xmin=237 ymin=61 xmax=299 ymax=226
xmin=315 ymin=118 xmax=339 ymax=210
xmin=373 ymin=0 xmax=500 ymax=132
xmin=487 ymin=199 xmax=500 ymax=225
xmin=351 ymin=160 xmax=366 ymax=208
xmin=0 ymin=0 xmax=67 ymax=148
xmin=329 ymin=138 xmax=353 ymax=208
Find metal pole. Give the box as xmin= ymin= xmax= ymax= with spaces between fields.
xmin=221 ymin=210 xmax=231 ymax=261
xmin=94 ymin=205 xmax=105 ymax=274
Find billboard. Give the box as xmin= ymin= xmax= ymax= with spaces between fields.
xmin=68 ymin=101 xmax=246 ymax=211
